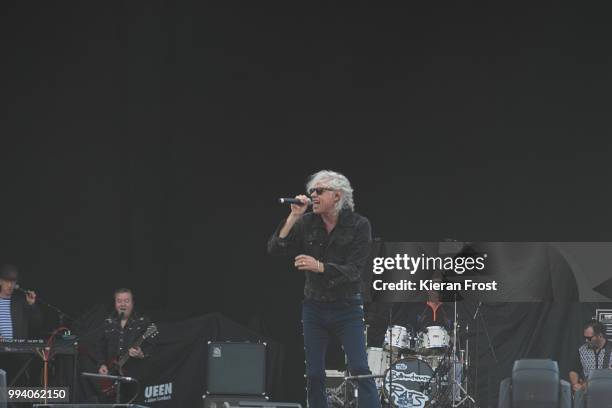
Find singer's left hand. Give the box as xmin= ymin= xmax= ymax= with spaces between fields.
xmin=295 ymin=255 xmax=323 ymax=273
xmin=25 ymin=291 xmax=36 ymax=305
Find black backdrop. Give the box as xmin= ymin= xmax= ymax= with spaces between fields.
xmin=2 ymin=1 xmax=612 ymax=406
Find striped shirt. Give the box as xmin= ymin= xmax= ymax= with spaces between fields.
xmin=0 ymin=297 xmax=13 ymax=340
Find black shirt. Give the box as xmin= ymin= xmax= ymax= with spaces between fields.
xmin=94 ymin=312 xmax=154 ymax=369
xmin=268 ymin=209 xmax=372 ymax=301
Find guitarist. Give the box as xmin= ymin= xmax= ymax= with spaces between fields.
xmin=94 ymin=288 xmax=154 ymax=397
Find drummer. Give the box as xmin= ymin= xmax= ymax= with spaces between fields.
xmin=416 ymin=279 xmax=454 ymax=332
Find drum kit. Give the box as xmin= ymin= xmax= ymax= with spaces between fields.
xmin=329 ymin=300 xmax=477 ymax=408
xmin=370 ymin=322 xmax=464 ymax=408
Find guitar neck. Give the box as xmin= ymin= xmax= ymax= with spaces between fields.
xmin=117 ymin=335 xmax=146 ymax=367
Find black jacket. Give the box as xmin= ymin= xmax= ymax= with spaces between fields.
xmin=268 ymin=209 xmax=372 ymax=301
xmin=8 ymin=292 xmax=42 ymax=339
xmin=94 ymin=312 xmax=154 ymax=370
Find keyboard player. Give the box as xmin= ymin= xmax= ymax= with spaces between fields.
xmin=0 ymin=264 xmax=42 ymax=385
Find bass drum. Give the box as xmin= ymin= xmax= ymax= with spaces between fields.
xmin=382 ymin=358 xmax=435 ymax=408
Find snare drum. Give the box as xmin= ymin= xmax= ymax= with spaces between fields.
xmin=416 ymin=326 xmax=450 ymax=354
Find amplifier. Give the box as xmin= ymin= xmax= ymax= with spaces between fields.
xmin=206 ymin=342 xmax=266 ymax=396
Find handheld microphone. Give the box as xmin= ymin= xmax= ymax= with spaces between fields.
xmin=278 ymin=197 xmax=311 ymax=206
xmin=118 ymin=311 xmax=125 ymax=320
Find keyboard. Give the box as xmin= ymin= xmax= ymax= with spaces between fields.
xmin=0 ymin=338 xmax=78 ymax=355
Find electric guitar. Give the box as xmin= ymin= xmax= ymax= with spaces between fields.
xmin=99 ymin=323 xmax=159 ymax=396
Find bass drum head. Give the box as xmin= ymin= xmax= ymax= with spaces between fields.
xmin=383 ymin=358 xmax=435 ymax=408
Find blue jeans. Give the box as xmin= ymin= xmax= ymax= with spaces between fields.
xmin=302 ymin=295 xmax=381 ymax=408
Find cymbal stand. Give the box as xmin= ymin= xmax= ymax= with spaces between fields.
xmin=451 ymin=294 xmax=476 ymax=407
xmin=386 ymin=306 xmax=394 ymax=408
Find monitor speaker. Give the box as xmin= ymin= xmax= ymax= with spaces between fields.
xmin=0 ymin=369 xmax=6 ymax=408
xmin=511 ymin=359 xmax=559 ymax=408
xmin=586 ymin=369 xmax=612 ymax=408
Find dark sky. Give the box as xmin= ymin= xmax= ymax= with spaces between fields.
xmin=1 ymin=1 xmax=611 ymax=403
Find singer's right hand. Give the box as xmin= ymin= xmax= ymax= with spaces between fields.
xmin=99 ymin=364 xmax=109 ymax=375
xmin=279 ymin=195 xmax=309 ymax=239
xmin=289 ymin=195 xmax=309 ymax=217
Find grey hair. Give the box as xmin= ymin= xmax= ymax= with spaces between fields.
xmin=306 ymin=170 xmax=355 ymax=212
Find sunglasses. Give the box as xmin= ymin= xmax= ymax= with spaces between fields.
xmin=308 ymin=187 xmax=335 ymax=196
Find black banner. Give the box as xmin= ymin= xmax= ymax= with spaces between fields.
xmin=76 ymin=313 xmax=285 ymax=407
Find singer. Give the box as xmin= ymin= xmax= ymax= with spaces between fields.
xmin=95 ymin=288 xmax=153 ymax=373
xmin=268 ymin=170 xmax=380 ymax=408
xmin=0 ymin=264 xmax=41 ymax=341
xmin=91 ymin=287 xmax=154 ymax=401
xmin=0 ymin=264 xmax=42 ymax=386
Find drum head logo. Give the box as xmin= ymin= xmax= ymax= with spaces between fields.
xmin=384 ymin=362 xmax=433 ymax=408
xmin=389 ymin=383 xmax=429 ymax=408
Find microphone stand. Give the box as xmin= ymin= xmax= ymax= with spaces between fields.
xmin=451 ymin=293 xmax=475 ymax=407
xmin=386 ymin=305 xmax=394 ymax=408
xmin=40 ymin=299 xmax=75 ymax=326
xmin=81 ymin=372 xmax=137 ymax=404
xmin=470 ymin=299 xmax=498 ymax=407
xmin=19 ymin=288 xmax=76 ymax=326
xmin=472 ymin=301 xmax=497 ymax=364
xmin=472 ymin=301 xmax=481 ymax=321
xmin=480 ymin=313 xmax=497 ymax=366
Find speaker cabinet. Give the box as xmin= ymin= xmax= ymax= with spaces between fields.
xmin=206 ymin=342 xmax=266 ymax=396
